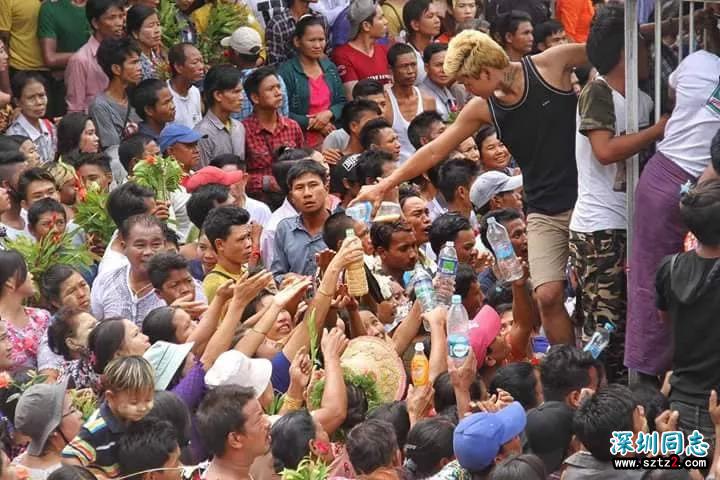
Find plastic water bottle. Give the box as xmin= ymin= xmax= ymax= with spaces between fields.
xmin=447 ymin=295 xmax=470 ymax=366
xmin=345 ymin=229 xmax=368 ymax=297
xmin=435 ymin=241 xmax=458 ymax=306
xmin=583 ymin=322 xmax=615 ymax=359
xmin=413 ymin=267 xmax=436 ymax=330
xmin=346 ymin=201 xmax=372 ymax=224
xmin=486 ymin=217 xmax=524 ymax=282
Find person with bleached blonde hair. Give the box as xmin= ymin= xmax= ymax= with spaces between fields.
xmin=352 ymin=29 xmax=587 ymax=349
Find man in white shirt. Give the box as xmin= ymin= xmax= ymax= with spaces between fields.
xmin=167 ymin=43 xmax=204 ymax=128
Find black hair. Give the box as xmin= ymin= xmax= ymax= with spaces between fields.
xmin=322 ymin=212 xmax=355 ymax=251
xmin=286 ymin=159 xmax=327 ymax=190
xmin=490 ymin=10 xmax=533 ymax=47
xmin=118 ymin=418 xmax=180 ymax=479
xmin=243 ymin=66 xmax=278 ymax=105
xmin=88 ymin=317 xmax=127 ymax=373
xmin=454 ymin=263 xmax=477 ymax=297
xmin=437 ymin=158 xmax=477 ymax=203
xmin=119 ymin=213 xmax=164 ymax=240
xmin=475 ymin=125 xmax=498 ymax=153
xmin=57 ymin=113 xmax=93 ymax=157
xmin=353 ymin=79 xmax=384 ymax=98
xmin=48 ymin=307 xmax=86 ymax=360
xmin=147 ymin=252 xmax=189 ymax=290
xmin=423 ymin=42 xmax=448 ymax=64
xmin=574 ymin=384 xmax=637 ymax=462
xmin=586 ymin=5 xmax=624 ymax=75
xmin=0 ymin=135 xmax=23 ymax=152
xmin=403 ymin=0 xmax=433 ymax=36
xmin=428 ymin=213 xmax=472 ymax=256
xmin=630 ymin=383 xmax=669 ymax=433
xmin=293 ymin=14 xmax=326 ymax=40
xmin=712 ymin=129 xmax=720 ymax=176
xmin=344 ymin=383 xmax=370 ymax=432
xmin=489 ymin=362 xmax=539 ymax=410
xmin=168 ymin=42 xmax=196 ymax=77
xmin=371 ymin=220 xmax=414 ymax=251
xmin=196 ymin=385 xmax=256 ymax=457
xmin=210 ymin=153 xmax=247 ymax=172
xmin=272 ymin=161 xmax=299 ymax=196
xmin=540 ymin=345 xmax=595 ymax=403
xmin=164 ymin=223 xmax=180 ymax=249
xmin=86 ymin=0 xmax=125 ymax=30
xmin=147 ymin=391 xmax=192 ymax=449
xmin=479 ymin=208 xmax=523 ymax=251
xmin=107 ymin=182 xmax=154 ymax=228
xmin=126 ymin=5 xmax=157 ymax=38
xmin=130 ymin=79 xmax=167 ymax=121
xmin=203 ymin=64 xmax=243 ymax=109
xmin=202 ymin=206 xmax=251 ymax=251
xmin=533 ymin=19 xmax=564 ymax=47
xmin=489 ymin=453 xmax=546 ymax=480
xmin=356 ymin=148 xmax=395 ymax=186
xmin=186 ymin=183 xmax=232 ymax=230
xmin=118 ymin=134 xmax=154 ymax=173
xmin=367 ymin=402 xmax=411 ymax=448
xmin=408 ymin=111 xmax=444 ymax=150
xmin=28 ymin=197 xmax=66 ymax=230
xmin=387 ymin=42 xmax=415 ymax=68
xmin=271 ymin=410 xmax=316 ymax=472
xmin=340 ymin=99 xmax=382 ymax=134
xmin=680 ymin=178 xmax=720 ymax=246
xmin=71 ymin=152 xmax=112 ymax=173
xmin=17 ymin=167 xmax=56 ymax=204
xmin=360 ymin=118 xmax=393 ymax=150
xmin=96 ymin=37 xmax=141 ymax=79
xmin=39 ymin=264 xmax=78 ymax=309
xmin=47 ymin=466 xmax=98 ymax=480
xmin=433 ymin=371 xmax=485 ymax=414
xmin=346 ymin=420 xmax=399 ymax=475
xmin=404 ymin=418 xmax=455 ymax=477
xmin=10 ymin=71 xmax=46 ymax=101
xmin=142 ymin=306 xmax=178 ymax=344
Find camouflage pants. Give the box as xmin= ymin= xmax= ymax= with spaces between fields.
xmin=569 ymin=229 xmax=627 ymax=383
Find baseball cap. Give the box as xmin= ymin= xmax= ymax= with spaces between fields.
xmin=468 ymin=305 xmax=501 ymax=366
xmin=144 ymin=341 xmax=195 ymax=391
xmin=470 ymin=171 xmax=523 ymax=209
xmin=220 ymin=26 xmax=264 ymax=56
xmin=454 ymin=401 xmax=526 ymax=472
xmin=15 ymin=379 xmax=68 ymax=456
xmin=158 ymin=123 xmax=207 ymax=153
xmin=184 ymin=166 xmax=246 ymax=193
xmin=348 ymin=0 xmax=378 ymax=39
xmin=526 ymin=401 xmax=574 ymax=473
xmin=204 ymin=350 xmax=272 ymax=398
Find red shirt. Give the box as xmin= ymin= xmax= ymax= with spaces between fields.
xmin=331 ymin=43 xmax=393 ymax=85
xmin=242 ymin=113 xmax=304 ymax=194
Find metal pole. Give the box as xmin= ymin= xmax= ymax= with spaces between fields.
xmin=626 ymin=0 xmax=639 ymax=261
xmin=690 ymin=2 xmax=696 ymax=53
xmin=678 ymin=0 xmax=684 ymax=61
xmin=655 ymin=0 xmax=662 ymax=122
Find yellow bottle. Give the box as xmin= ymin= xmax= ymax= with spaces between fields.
xmin=411 ymin=342 xmax=429 ymax=387
xmin=345 ymin=229 xmax=368 ymax=297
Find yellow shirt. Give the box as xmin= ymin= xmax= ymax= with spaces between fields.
xmin=0 ymin=0 xmax=46 ymax=70
xmin=381 ymin=1 xmax=404 ymax=41
xmin=202 ymin=263 xmax=245 ymax=304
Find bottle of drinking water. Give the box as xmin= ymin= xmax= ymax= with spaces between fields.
xmin=584 ymin=322 xmax=615 ymax=359
xmin=447 ymin=295 xmax=470 ymax=366
xmin=346 ymin=201 xmax=372 ymax=224
xmin=486 ymin=217 xmax=524 ymax=282
xmin=435 ymin=241 xmax=458 ymax=306
xmin=413 ymin=266 xmax=436 ymax=330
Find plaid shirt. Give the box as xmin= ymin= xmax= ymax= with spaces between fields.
xmin=266 ymin=9 xmax=329 ymax=65
xmin=242 ymin=113 xmax=304 ymax=194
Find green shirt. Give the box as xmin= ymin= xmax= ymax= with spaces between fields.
xmin=38 ymin=0 xmax=90 ymax=54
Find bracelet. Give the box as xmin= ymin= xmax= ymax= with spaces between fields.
xmin=282 ymin=395 xmax=304 ymax=411
xmin=316 ymin=288 xmax=334 ymax=298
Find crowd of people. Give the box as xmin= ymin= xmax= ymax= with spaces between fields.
xmin=0 ymin=0 xmax=717 ymax=478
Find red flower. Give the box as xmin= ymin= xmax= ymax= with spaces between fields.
xmin=0 ymin=372 xmax=11 ymax=389
xmin=23 ymin=336 xmax=37 ymax=354
xmin=223 ymin=50 xmax=231 ymax=58
xmin=145 ymin=155 xmax=157 ymax=165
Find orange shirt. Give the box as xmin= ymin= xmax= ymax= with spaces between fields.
xmin=556 ymin=0 xmax=595 ymax=43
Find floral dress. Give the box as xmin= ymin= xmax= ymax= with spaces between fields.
xmin=6 ymin=308 xmax=51 ymax=373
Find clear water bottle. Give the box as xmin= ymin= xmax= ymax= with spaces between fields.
xmin=583 ymin=322 xmax=615 ymax=359
xmin=435 ymin=241 xmax=458 ymax=306
xmin=447 ymin=295 xmax=470 ymax=366
xmin=486 ymin=217 xmax=524 ymax=282
xmin=413 ymin=266 xmax=436 ymax=330
xmin=346 ymin=201 xmax=372 ymax=224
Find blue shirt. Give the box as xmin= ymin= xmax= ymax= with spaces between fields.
xmin=232 ymin=68 xmax=290 ymax=121
xmin=271 ymin=214 xmax=327 ymax=283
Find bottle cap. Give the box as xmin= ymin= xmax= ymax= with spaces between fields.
xmin=414 ymin=342 xmax=424 ymax=352
xmin=488 ymin=216 xmax=497 ymax=224
xmin=445 ymin=241 xmax=455 ymax=247
xmin=452 ymin=294 xmax=462 ymax=304
xmin=345 ymin=228 xmax=356 ymax=238
xmin=604 ymin=322 xmax=615 ymax=332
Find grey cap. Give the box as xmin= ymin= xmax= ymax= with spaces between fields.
xmin=349 ymin=0 xmax=378 ymax=39
xmin=470 ymin=171 xmax=523 ymax=209
xmin=14 ymin=379 xmax=68 ymax=455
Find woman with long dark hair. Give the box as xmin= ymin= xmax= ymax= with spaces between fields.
xmin=55 ymin=113 xmax=100 ymax=161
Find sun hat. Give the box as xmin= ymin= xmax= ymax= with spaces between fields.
xmin=143 ymin=341 xmax=195 ymax=391
xmin=14 ymin=379 xmax=68 ymax=456
xmin=204 ymin=350 xmax=272 ymax=398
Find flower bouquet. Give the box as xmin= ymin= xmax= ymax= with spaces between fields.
xmin=159 ymin=0 xmax=187 ymax=50
xmin=69 ymin=388 xmax=98 ymax=421
xmin=131 ymin=154 xmax=184 ymax=203
xmin=74 ymin=181 xmax=116 ymax=254
xmin=1 ymin=371 xmax=48 ymax=405
xmin=198 ymin=0 xmax=252 ymax=66
xmin=281 ymin=457 xmax=329 ymax=480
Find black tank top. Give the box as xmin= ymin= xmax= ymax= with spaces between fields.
xmin=488 ymin=56 xmax=578 ymax=215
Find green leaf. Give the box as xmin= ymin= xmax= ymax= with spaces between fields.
xmin=197 ymin=1 xmax=252 ymax=65
xmin=159 ymin=0 xmax=187 ymax=50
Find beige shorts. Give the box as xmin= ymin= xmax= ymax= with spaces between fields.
xmin=526 ymin=210 xmax=572 ymax=288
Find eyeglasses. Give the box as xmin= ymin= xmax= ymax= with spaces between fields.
xmin=62 ymin=405 xmax=79 ymax=418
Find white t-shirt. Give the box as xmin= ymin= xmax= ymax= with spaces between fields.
xmin=243 ymin=196 xmax=272 ymax=225
xmin=570 ymin=78 xmax=653 ymax=233
xmin=168 ymin=82 xmax=203 ymax=129
xmin=657 ymin=50 xmax=720 ymax=178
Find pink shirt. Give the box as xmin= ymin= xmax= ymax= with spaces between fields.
xmin=306 ymin=74 xmax=331 ymax=148
xmin=64 ymin=35 xmax=109 ymax=113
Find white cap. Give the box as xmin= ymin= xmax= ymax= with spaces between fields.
xmin=220 ymin=26 xmax=263 ymax=56
xmin=414 ymin=342 xmax=424 ymax=352
xmin=204 ymin=350 xmax=272 ymax=398
xmin=470 ymin=171 xmax=523 ymax=209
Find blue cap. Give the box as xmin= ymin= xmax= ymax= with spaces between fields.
xmin=454 ymin=402 xmax=526 ymax=472
xmin=158 ymin=123 xmax=206 ymax=152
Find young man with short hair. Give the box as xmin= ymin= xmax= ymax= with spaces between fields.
xmin=242 ymin=67 xmax=304 ymax=200
xmin=130 ymin=79 xmax=177 ymax=142
xmin=540 ymin=344 xmax=599 ymax=409
xmin=346 ymin=420 xmax=401 ymax=476
xmin=186 ymin=183 xmax=236 ymax=231
xmin=17 ymin=167 xmax=60 ymax=212
xmin=408 ymin=111 xmax=446 ymax=151
xmin=436 ymin=158 xmax=479 ymax=223
xmin=65 ymin=0 xmax=126 ymax=113
xmin=469 ymin=170 xmax=523 ymax=216
xmin=147 ymin=251 xmax=205 ymax=307
xmin=72 ymin=152 xmax=113 ymax=191
xmin=478 ymin=208 xmax=528 ymax=294
xmin=370 ymin=220 xmax=418 ymax=287
xmin=27 ymin=197 xmax=67 ymax=242
xmin=429 ymin=212 xmax=479 ymax=272
xmin=533 ymin=19 xmax=567 ymax=52
xmin=271 ymin=160 xmax=330 ymax=282
xmin=0 ymin=151 xmax=29 ymax=239
xmin=359 ymin=118 xmax=402 ymax=161
xmin=117 ymin=419 xmax=183 ymax=480
xmin=421 ymin=43 xmax=468 ymax=120
xmin=338 ymin=99 xmax=383 ymax=156
xmin=167 ymin=42 xmax=204 ymax=128
xmin=90 ymin=37 xmax=143 ymax=150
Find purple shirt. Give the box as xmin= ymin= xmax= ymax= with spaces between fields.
xmin=65 ymin=35 xmax=109 ymax=113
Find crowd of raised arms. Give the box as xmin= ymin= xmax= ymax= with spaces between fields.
xmin=0 ymin=0 xmax=720 ymax=479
